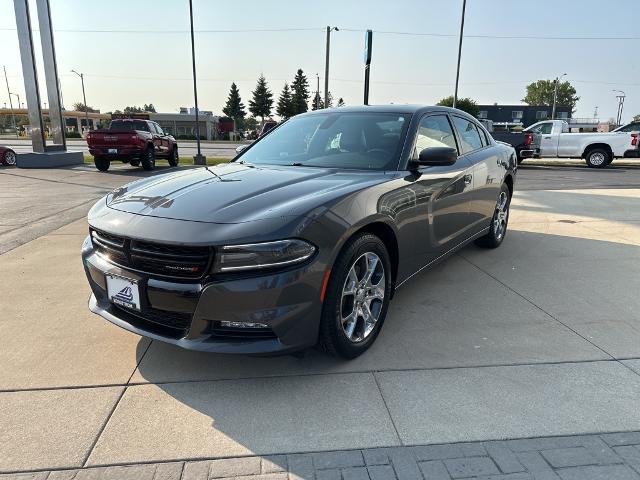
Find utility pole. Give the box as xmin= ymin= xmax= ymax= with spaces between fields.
xmin=3 ymin=65 xmax=18 ymax=138
xmin=551 ymin=73 xmax=567 ymax=119
xmin=316 ymin=73 xmax=320 ymax=109
xmin=189 ymin=0 xmax=205 ymax=165
xmin=71 ymin=69 xmax=89 ymax=134
xmin=453 ymin=0 xmax=467 ymax=109
xmin=363 ymin=30 xmax=373 ymax=105
xmin=613 ymin=90 xmax=626 ymax=125
xmin=324 ymin=26 xmax=338 ymax=109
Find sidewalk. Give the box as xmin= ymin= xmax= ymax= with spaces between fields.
xmin=8 ymin=432 xmax=640 ymax=479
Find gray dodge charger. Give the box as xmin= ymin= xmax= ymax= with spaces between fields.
xmin=82 ymin=105 xmax=516 ymax=358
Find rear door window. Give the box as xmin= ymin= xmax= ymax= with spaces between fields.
xmin=451 ymin=116 xmax=484 ymax=154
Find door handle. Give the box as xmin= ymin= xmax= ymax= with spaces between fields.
xmin=463 ymin=174 xmax=472 ymax=185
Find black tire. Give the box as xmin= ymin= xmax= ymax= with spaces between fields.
xmin=141 ymin=147 xmax=156 ymax=171
xmin=129 ymin=159 xmax=140 ymax=167
xmin=319 ymin=233 xmax=392 ymax=359
xmin=475 ymin=183 xmax=511 ymax=249
xmin=585 ymin=148 xmax=611 ymax=168
xmin=168 ymin=146 xmax=179 ymax=167
xmin=94 ymin=156 xmax=110 ymax=172
xmin=2 ymin=149 xmax=16 ymax=166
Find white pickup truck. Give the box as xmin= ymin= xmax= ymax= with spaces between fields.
xmin=524 ymin=120 xmax=639 ymax=168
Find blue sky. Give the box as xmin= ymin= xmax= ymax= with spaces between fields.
xmin=0 ymin=0 xmax=638 ymax=122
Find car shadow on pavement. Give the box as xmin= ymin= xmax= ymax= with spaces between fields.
xmin=124 ymin=228 xmax=640 ymax=464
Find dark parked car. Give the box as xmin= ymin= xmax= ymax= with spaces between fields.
xmin=82 ymin=105 xmax=516 ymax=358
xmin=86 ymin=119 xmax=179 ymax=172
xmin=0 ymin=146 xmax=16 ymax=166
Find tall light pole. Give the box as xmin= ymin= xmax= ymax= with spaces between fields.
xmin=3 ymin=66 xmax=18 ymax=138
xmin=10 ymin=92 xmax=20 ymax=111
xmin=324 ymin=26 xmax=338 ymax=109
xmin=71 ymin=69 xmax=89 ymax=134
xmin=188 ymin=0 xmax=205 ymax=165
xmin=453 ymin=0 xmax=467 ymax=109
xmin=551 ymin=73 xmax=567 ymax=119
xmin=613 ymin=90 xmax=626 ymax=125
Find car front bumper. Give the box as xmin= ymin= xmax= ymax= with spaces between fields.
xmin=82 ymin=235 xmax=324 ymax=355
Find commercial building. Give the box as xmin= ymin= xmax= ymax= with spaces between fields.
xmin=0 ymin=108 xmax=109 ymax=136
xmin=150 ymin=111 xmax=219 ymax=140
xmin=478 ymin=104 xmax=572 ymax=128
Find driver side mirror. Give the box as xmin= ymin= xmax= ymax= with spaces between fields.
xmin=413 ymin=147 xmax=457 ymax=167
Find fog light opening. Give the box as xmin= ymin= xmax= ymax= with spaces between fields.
xmin=220 ymin=321 xmax=268 ymax=329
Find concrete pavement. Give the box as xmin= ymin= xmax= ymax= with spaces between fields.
xmin=1 ymin=166 xmax=640 ymax=476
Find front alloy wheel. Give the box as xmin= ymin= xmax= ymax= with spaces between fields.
xmin=340 ymin=252 xmax=386 ymax=342
xmin=319 ymin=233 xmax=392 ymax=358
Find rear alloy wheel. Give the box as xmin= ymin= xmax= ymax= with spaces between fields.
xmin=585 ymin=148 xmax=611 ymax=168
xmin=2 ymin=149 xmax=16 ymax=166
xmin=319 ymin=233 xmax=392 ymax=359
xmin=94 ymin=156 xmax=110 ymax=172
xmin=141 ymin=147 xmax=156 ymax=171
xmin=168 ymin=146 xmax=179 ymax=167
xmin=475 ymin=183 xmax=511 ymax=249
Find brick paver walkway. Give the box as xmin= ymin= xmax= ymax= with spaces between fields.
xmin=6 ymin=432 xmax=640 ymax=480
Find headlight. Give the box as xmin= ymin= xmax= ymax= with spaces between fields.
xmin=213 ymin=239 xmax=316 ymax=272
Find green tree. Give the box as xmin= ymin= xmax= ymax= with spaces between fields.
xmin=337 ymin=97 xmax=345 ymax=107
xmin=436 ymin=96 xmax=480 ymax=117
xmin=245 ymin=116 xmax=259 ymax=132
xmin=73 ymin=102 xmax=98 ymax=113
xmin=276 ymin=83 xmax=295 ymax=119
xmin=522 ymin=79 xmax=579 ymax=113
xmin=291 ymin=69 xmax=310 ymax=115
xmin=633 ymin=114 xmax=640 ymax=122
xmin=143 ymin=103 xmax=157 ymax=113
xmin=222 ymin=82 xmax=246 ymax=130
xmin=123 ymin=105 xmax=143 ymax=114
xmin=311 ymin=91 xmax=323 ymax=111
xmin=248 ymin=74 xmax=273 ymax=123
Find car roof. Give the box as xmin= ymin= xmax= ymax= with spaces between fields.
xmin=299 ymin=104 xmax=466 ymax=117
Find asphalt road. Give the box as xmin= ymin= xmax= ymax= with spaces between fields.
xmin=1 ymin=138 xmax=244 ymax=159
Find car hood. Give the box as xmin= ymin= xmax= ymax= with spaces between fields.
xmin=106 ymin=163 xmax=390 ymax=224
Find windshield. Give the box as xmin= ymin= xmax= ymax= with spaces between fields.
xmin=237 ymin=112 xmax=411 ymax=170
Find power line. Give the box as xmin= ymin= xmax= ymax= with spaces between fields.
xmin=0 ymin=26 xmax=638 ymax=40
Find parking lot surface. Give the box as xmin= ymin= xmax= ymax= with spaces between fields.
xmin=1 ymin=161 xmax=640 ymax=477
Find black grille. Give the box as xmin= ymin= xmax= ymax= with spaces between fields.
xmin=91 ymin=229 xmax=212 ymax=279
xmin=112 ymin=305 xmax=191 ymax=338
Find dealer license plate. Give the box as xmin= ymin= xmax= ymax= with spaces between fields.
xmin=106 ymin=274 xmax=141 ymax=311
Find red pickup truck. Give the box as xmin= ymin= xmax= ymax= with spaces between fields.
xmin=86 ymin=119 xmax=179 ymax=172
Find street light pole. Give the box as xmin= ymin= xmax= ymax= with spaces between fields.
xmin=551 ymin=73 xmax=567 ymax=119
xmin=613 ymin=90 xmax=626 ymax=125
xmin=71 ymin=70 xmax=89 ymax=134
xmin=188 ymin=0 xmax=205 ymax=165
xmin=453 ymin=0 xmax=467 ymax=109
xmin=324 ymin=26 xmax=338 ymax=109
xmin=3 ymin=65 xmax=18 ymax=138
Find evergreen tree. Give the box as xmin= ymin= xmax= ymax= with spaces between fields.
xmin=337 ymin=97 xmax=345 ymax=107
xmin=311 ymin=91 xmax=323 ymax=111
xmin=248 ymin=74 xmax=273 ymax=123
xmin=291 ymin=69 xmax=310 ymax=115
xmin=325 ymin=91 xmax=333 ymax=108
xmin=222 ymin=82 xmax=246 ymax=130
xmin=276 ymin=83 xmax=295 ymax=119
